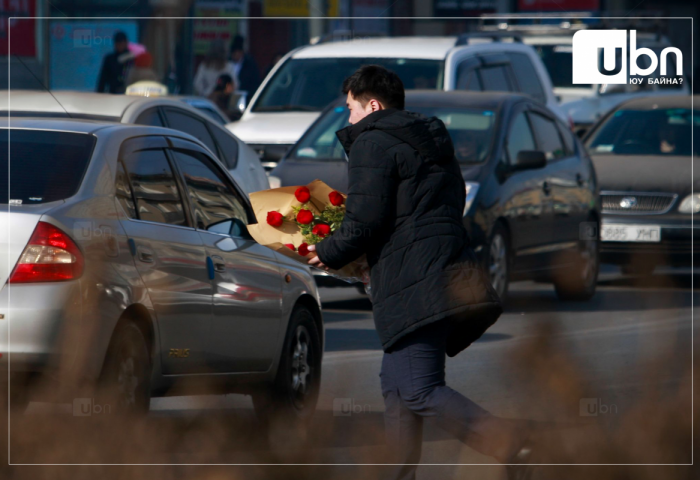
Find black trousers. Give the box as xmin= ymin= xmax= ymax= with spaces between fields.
xmin=380 ymin=319 xmax=522 ymax=480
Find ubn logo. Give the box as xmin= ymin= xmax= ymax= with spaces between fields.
xmin=572 ymin=30 xmax=683 ymax=85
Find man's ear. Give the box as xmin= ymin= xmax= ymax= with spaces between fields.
xmin=369 ymin=99 xmax=384 ymax=112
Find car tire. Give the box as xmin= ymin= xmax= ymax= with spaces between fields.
xmin=252 ymin=305 xmax=321 ymax=442
xmin=98 ymin=321 xmax=151 ymax=415
xmin=554 ymin=217 xmax=599 ymax=301
xmin=483 ymin=223 xmax=510 ymax=304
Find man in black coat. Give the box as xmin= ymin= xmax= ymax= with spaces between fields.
xmin=229 ymin=35 xmax=261 ymax=95
xmin=307 ymin=65 xmax=533 ymax=479
xmin=96 ymin=31 xmax=133 ymax=94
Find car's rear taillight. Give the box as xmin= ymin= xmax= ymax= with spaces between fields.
xmin=9 ymin=222 xmax=84 ymax=283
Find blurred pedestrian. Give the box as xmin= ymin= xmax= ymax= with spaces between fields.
xmin=125 ymin=52 xmax=168 ymax=97
xmin=194 ymin=39 xmax=234 ymax=97
xmin=229 ymin=34 xmax=261 ymax=95
xmin=307 ymin=65 xmax=535 ymax=480
xmin=96 ymin=31 xmax=133 ymax=94
xmin=208 ymin=73 xmax=237 ymax=120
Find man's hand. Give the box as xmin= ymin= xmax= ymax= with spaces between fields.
xmin=307 ymin=245 xmax=330 ymax=271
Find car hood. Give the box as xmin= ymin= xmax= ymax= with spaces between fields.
xmin=226 ymin=112 xmax=320 ymax=145
xmin=591 ymin=154 xmax=697 ymax=195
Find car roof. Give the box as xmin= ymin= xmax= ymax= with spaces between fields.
xmin=0 ymin=116 xmax=203 ymax=143
xmin=0 ymin=90 xmax=196 ymax=119
xmin=405 ymin=90 xmax=529 ymax=110
xmin=616 ymin=95 xmax=698 ymax=110
xmin=292 ymin=36 xmax=459 ymax=60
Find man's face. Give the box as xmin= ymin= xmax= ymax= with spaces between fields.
xmin=115 ymin=40 xmax=127 ymax=53
xmin=346 ymin=92 xmax=376 ymax=125
xmin=231 ymin=49 xmax=244 ymax=62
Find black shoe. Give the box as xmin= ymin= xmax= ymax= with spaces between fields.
xmin=505 ymin=439 xmax=536 ymax=480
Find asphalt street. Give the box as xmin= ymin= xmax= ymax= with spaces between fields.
xmin=22 ymin=266 xmax=696 ymax=478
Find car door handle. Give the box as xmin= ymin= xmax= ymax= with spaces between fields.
xmin=542 ymin=181 xmax=551 ymax=195
xmin=211 ymin=255 xmax=226 ymax=272
xmin=136 ymin=246 xmax=154 ymax=263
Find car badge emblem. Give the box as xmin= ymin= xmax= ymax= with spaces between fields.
xmin=620 ymin=196 xmax=637 ymax=209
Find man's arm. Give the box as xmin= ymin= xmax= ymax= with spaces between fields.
xmin=315 ymin=138 xmax=397 ymax=270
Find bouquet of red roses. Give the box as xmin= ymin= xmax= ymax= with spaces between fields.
xmin=247 ymin=179 xmax=368 ymax=282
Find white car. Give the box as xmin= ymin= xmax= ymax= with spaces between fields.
xmin=228 ymin=35 xmax=568 ymax=170
xmin=520 ymin=31 xmax=690 ymax=130
xmin=0 ymin=90 xmax=269 ymax=195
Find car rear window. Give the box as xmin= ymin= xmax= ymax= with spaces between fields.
xmin=0 ymin=129 xmax=96 ymax=205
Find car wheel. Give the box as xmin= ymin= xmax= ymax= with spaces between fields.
xmin=554 ymin=218 xmax=599 ymax=301
xmin=253 ymin=305 xmax=321 ymax=438
xmin=484 ymin=224 xmax=510 ymax=303
xmin=98 ymin=322 xmax=151 ymax=415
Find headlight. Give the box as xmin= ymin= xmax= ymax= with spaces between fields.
xmin=678 ymin=193 xmax=700 ymax=214
xmin=464 ymin=182 xmax=480 ymax=216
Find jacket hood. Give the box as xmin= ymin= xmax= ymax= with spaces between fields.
xmin=336 ymin=108 xmax=455 ymax=163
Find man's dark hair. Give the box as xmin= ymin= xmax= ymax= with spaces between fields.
xmin=114 ymin=31 xmax=127 ymax=44
xmin=342 ymin=65 xmax=405 ymax=110
xmin=230 ymin=34 xmax=245 ymax=54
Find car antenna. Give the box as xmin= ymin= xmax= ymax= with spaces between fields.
xmin=11 ymin=54 xmax=73 ymax=119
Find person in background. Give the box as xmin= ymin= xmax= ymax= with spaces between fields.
xmin=229 ymin=34 xmax=261 ymax=95
xmin=126 ymin=52 xmax=158 ymax=85
xmin=208 ymin=73 xmax=237 ymax=120
xmin=96 ymin=31 xmax=133 ymax=94
xmin=125 ymin=52 xmax=168 ymax=97
xmin=194 ymin=39 xmax=234 ymax=97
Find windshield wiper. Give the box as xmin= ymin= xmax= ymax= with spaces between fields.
xmin=255 ymin=105 xmax=319 ymax=112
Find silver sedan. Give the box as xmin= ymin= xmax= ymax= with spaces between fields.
xmin=0 ymin=118 xmax=323 ymax=425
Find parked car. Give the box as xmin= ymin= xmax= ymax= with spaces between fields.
xmin=583 ymin=95 xmax=698 ymax=274
xmin=272 ymin=91 xmax=600 ymax=301
xmin=228 ymin=34 xmax=569 ymax=170
xmin=521 ymin=30 xmax=689 ymax=131
xmin=0 ymin=118 xmax=323 ymax=425
xmin=174 ymin=95 xmax=232 ymax=125
xmin=0 ymin=90 xmax=269 ymax=195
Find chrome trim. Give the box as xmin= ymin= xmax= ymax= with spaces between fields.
xmin=600 ymin=191 xmax=678 ymax=215
xmin=516 ymin=241 xmax=578 ymax=256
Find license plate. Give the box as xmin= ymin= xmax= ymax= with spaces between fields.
xmin=601 ymin=224 xmax=661 ymax=242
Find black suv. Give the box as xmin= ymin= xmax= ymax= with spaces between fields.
xmin=272 ymin=91 xmax=600 ymax=301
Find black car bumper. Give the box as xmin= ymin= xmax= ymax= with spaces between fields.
xmin=600 ymin=215 xmax=698 ymax=267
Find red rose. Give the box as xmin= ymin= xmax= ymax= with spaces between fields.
xmin=284 ymin=243 xmax=296 ymax=251
xmin=267 ymin=211 xmax=284 ymax=227
xmin=312 ymin=223 xmax=331 ymax=238
xmin=297 ymin=243 xmax=309 ymax=256
xmin=295 ymin=186 xmax=311 ymax=203
xmin=296 ymin=209 xmax=314 ymax=225
xmin=329 ymin=190 xmax=344 ymax=206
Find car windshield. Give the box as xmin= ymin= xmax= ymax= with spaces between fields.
xmin=253 ymin=58 xmax=444 ymax=113
xmin=0 ymin=129 xmax=96 ymax=204
xmin=533 ymin=44 xmax=592 ymax=89
xmin=587 ymin=108 xmax=699 ymax=156
xmin=288 ymin=104 xmax=496 ymax=164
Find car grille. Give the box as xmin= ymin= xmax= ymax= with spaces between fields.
xmin=601 ymin=192 xmax=677 ymax=215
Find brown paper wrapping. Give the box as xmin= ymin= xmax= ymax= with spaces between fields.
xmin=248 ymin=179 xmax=367 ymax=281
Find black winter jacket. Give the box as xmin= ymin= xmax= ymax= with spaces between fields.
xmin=315 ymin=108 xmax=503 ymax=356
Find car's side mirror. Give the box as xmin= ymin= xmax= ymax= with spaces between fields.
xmin=513 ymin=150 xmax=547 ymax=171
xmin=230 ymin=217 xmax=252 ymax=239
xmin=575 ymin=127 xmax=588 ymax=139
